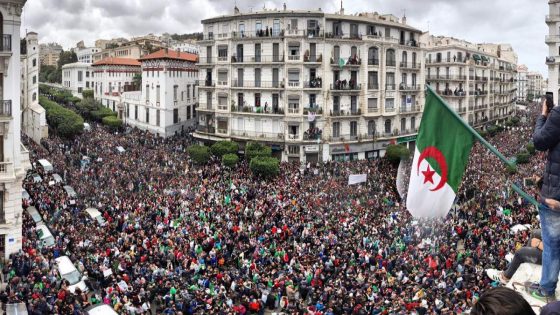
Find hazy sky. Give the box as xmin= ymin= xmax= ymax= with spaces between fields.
xmin=22 ymin=0 xmax=548 ymax=76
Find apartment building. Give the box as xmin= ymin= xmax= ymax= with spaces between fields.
xmin=120 ymin=48 xmax=199 ymax=136
xmin=61 ymin=62 xmax=94 ymax=97
xmin=39 ymin=42 xmax=62 ymax=66
xmin=527 ymin=72 xmax=545 ymax=98
xmin=76 ymin=46 xmax=101 ymax=64
xmin=21 ymin=31 xmax=47 ymax=143
xmin=92 ymin=57 xmax=141 ymax=115
xmin=423 ymin=35 xmax=517 ymax=127
xmin=517 ymin=64 xmax=528 ymax=102
xmin=0 ymin=0 xmax=32 ymax=258
xmin=547 ymin=1 xmax=560 ymax=104
xmin=195 ymin=7 xmax=425 ymax=162
xmin=92 ymin=44 xmax=146 ymax=63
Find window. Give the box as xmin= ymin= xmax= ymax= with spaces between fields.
xmin=385 ymin=98 xmax=394 ymax=109
xmin=218 ymin=95 xmax=228 ymax=109
xmin=273 ymin=19 xmax=280 ymax=36
xmin=368 ymin=47 xmax=379 ymax=65
xmin=173 ymin=108 xmax=179 ymax=124
xmin=350 ymin=121 xmax=357 ymax=137
xmin=384 ymin=119 xmax=392 ymax=133
xmin=174 ymin=85 xmax=178 ymax=101
xmin=333 ymin=95 xmax=340 ymax=112
xmin=368 ymin=71 xmax=378 ymax=89
xmin=135 ymin=105 xmax=138 ymax=120
xmin=411 ymin=117 xmax=416 ymax=130
xmin=187 ymin=84 xmax=190 ymax=98
xmin=401 ymin=51 xmax=407 ymax=66
xmin=78 ymin=87 xmax=83 ymax=93
xmin=86 ymin=71 xmax=90 ymax=78
xmin=127 ymin=103 xmax=130 ymax=118
xmin=368 ymin=98 xmax=378 ymax=112
xmin=350 ymin=24 xmax=359 ymax=38
xmin=386 ymin=73 xmax=395 ymax=90
xmin=156 ymin=109 xmax=160 ymax=126
xmin=146 ymin=108 xmax=150 ymax=123
xmin=218 ymin=45 xmax=228 ymax=61
xmin=288 ymin=70 xmax=300 ymax=86
xmin=32 ymin=75 xmax=36 ymax=84
xmin=145 ymin=85 xmax=150 ymax=101
xmin=401 ymin=118 xmax=406 ymax=131
xmin=156 ymin=85 xmax=160 ymax=103
xmin=78 ymin=71 xmax=83 ymax=82
xmin=288 ymin=96 xmax=300 ymax=114
xmin=32 ymin=92 xmax=36 ymax=101
xmin=333 ymin=45 xmax=340 ymax=61
xmin=187 ymin=106 xmax=191 ymax=119
xmin=32 ymin=58 xmax=36 ymax=67
xmin=368 ymin=120 xmax=376 ymax=136
xmin=332 ymin=122 xmax=340 ymax=138
xmin=386 ymin=49 xmax=395 ymax=66
xmin=255 ymin=93 xmax=261 ymax=107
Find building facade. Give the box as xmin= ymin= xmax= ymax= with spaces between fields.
xmin=61 ymin=62 xmax=94 ymax=97
xmin=423 ymin=35 xmax=517 ymax=127
xmin=92 ymin=57 xmax=142 ymax=115
xmin=92 ymin=44 xmax=145 ymax=63
xmin=76 ymin=46 xmax=101 ymax=64
xmin=517 ymin=64 xmax=528 ymax=102
xmin=195 ymin=8 xmax=425 ymax=162
xmin=21 ymin=31 xmax=47 ymax=143
xmin=39 ymin=42 xmax=62 ymax=66
xmin=120 ymin=48 xmax=199 ymax=136
xmin=0 ymin=0 xmax=31 ymax=259
xmin=527 ymin=72 xmax=545 ymax=99
xmin=171 ymin=40 xmax=200 ymax=55
xmin=547 ymin=1 xmax=560 ymax=104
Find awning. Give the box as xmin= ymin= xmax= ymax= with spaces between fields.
xmin=472 ymin=54 xmax=481 ymax=61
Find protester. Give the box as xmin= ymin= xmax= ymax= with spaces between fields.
xmin=470 ymin=287 xmax=536 ymax=315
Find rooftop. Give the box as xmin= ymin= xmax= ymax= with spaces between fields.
xmin=139 ymin=48 xmax=198 ymax=62
xmin=92 ymin=57 xmax=141 ymax=67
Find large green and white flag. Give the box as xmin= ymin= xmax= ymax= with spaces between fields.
xmin=406 ymin=87 xmax=475 ymax=218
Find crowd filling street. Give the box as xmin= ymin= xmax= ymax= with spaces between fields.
xmin=3 ymin=103 xmax=544 ymax=314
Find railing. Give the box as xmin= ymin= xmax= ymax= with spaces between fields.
xmin=325 ymin=32 xmax=362 ymax=40
xmin=196 ymin=125 xmax=215 ymax=133
xmin=386 ymin=60 xmax=396 ymax=67
xmin=287 ymin=54 xmax=301 ymax=61
xmin=303 ymin=133 xmax=322 ymax=141
xmin=287 ymin=133 xmax=301 ymax=141
xmin=426 ymin=58 xmax=467 ymax=64
xmin=441 ymin=91 xmax=466 ymax=97
xmin=231 ymin=55 xmax=285 ymax=63
xmin=231 ymin=80 xmax=283 ymax=88
xmin=546 ymin=35 xmax=560 ymax=43
xmin=331 ymin=57 xmax=361 ymax=66
xmin=330 ymin=83 xmax=361 ymax=91
xmin=198 ymin=57 xmax=215 ymax=64
xmin=198 ymin=80 xmax=215 ymax=87
xmin=0 ymin=34 xmax=11 ymax=52
xmin=230 ymin=129 xmax=284 ymax=140
xmin=367 ymin=107 xmax=380 ymax=113
xmin=287 ymin=81 xmax=300 ymax=87
xmin=287 ymin=107 xmax=300 ymax=114
xmin=426 ymin=75 xmax=466 ymax=81
xmin=303 ymin=106 xmax=323 ymax=115
xmin=367 ymin=83 xmax=379 ymax=90
xmin=330 ymin=134 xmax=359 ymax=141
xmin=457 ymin=107 xmax=467 ymax=113
xmin=385 ymin=84 xmax=396 ymax=90
xmin=399 ymin=84 xmax=420 ymax=91
xmin=330 ymin=109 xmax=362 ymax=116
xmin=304 ymin=54 xmax=322 ymax=63
xmin=303 ymin=80 xmax=322 ymax=88
xmin=231 ymin=30 xmax=285 ymax=40
xmin=0 ymin=100 xmax=11 ymax=117
xmin=231 ymin=106 xmax=285 ymax=115
xmin=399 ymin=62 xmax=421 ymax=69
xmin=0 ymin=162 xmax=14 ymax=179
xmin=399 ymin=106 xmax=422 ymax=113
xmin=367 ymin=58 xmax=379 ymax=66
xmin=285 ymin=29 xmax=325 ymax=37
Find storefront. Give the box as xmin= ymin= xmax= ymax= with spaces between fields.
xmin=365 ymin=140 xmax=390 ymax=160
xmin=304 ymin=145 xmax=320 ymax=164
xmin=397 ymin=135 xmax=417 ymax=151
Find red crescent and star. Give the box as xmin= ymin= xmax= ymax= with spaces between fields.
xmin=416 ymin=146 xmax=448 ymax=191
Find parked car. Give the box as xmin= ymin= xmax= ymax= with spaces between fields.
xmin=22 ymin=189 xmax=31 ymax=203
xmin=36 ymin=223 xmax=55 ymax=248
xmin=85 ymin=208 xmax=106 ymax=226
xmin=25 ymin=206 xmax=42 ymax=224
xmin=63 ymin=185 xmax=77 ymax=198
xmin=86 ymin=304 xmax=118 ymax=315
xmin=37 ymin=159 xmax=54 ymax=172
xmin=55 ymin=256 xmax=88 ymax=294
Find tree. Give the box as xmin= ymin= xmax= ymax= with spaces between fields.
xmin=211 ymin=141 xmax=239 ymax=158
xmin=526 ymin=142 xmax=536 ymax=155
xmin=132 ymin=74 xmax=142 ymax=90
xmin=102 ymin=116 xmax=123 ymax=129
xmin=385 ymin=144 xmax=410 ymax=163
xmin=245 ymin=142 xmax=272 ymax=161
xmin=516 ymin=150 xmax=530 ymax=164
xmin=39 ymin=96 xmax=84 ymax=138
xmin=39 ymin=65 xmax=57 ymax=83
xmin=222 ymin=153 xmax=239 ymax=168
xmin=250 ymin=156 xmax=280 ymax=178
xmin=82 ymin=90 xmax=94 ymax=99
xmin=187 ymin=145 xmax=210 ymax=164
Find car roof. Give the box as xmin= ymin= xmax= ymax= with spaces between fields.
xmin=55 ymin=256 xmax=77 ymax=274
xmin=86 ymin=304 xmax=118 ymax=315
xmin=85 ymin=208 xmax=101 ymax=217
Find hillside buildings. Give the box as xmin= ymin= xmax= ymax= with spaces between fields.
xmin=0 ymin=0 xmax=32 ymax=258
xmin=39 ymin=42 xmax=62 ymax=66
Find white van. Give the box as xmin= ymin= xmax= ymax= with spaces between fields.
xmin=85 ymin=208 xmax=105 ymax=226
xmin=36 ymin=223 xmax=55 ymax=248
xmin=55 ymin=256 xmax=88 ymax=294
xmin=22 ymin=189 xmax=31 ymax=203
xmin=37 ymin=159 xmax=54 ymax=172
xmin=52 ymin=173 xmax=63 ymax=184
xmin=63 ymin=185 xmax=77 ymax=198
xmin=86 ymin=304 xmax=118 ymax=315
xmin=25 ymin=206 xmax=42 ymax=224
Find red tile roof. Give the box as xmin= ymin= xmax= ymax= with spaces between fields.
xmin=92 ymin=57 xmax=141 ymax=67
xmin=139 ymin=49 xmax=198 ymax=62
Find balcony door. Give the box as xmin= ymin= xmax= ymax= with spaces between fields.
xmin=0 ymin=137 xmax=3 ymax=161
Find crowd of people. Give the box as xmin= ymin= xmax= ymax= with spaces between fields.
xmin=4 ymin=102 xmax=544 ymax=314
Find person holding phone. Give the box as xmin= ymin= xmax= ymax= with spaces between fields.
xmin=526 ymin=93 xmax=560 ymax=302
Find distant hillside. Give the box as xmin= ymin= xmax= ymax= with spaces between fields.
xmin=171 ymin=33 xmax=203 ymax=41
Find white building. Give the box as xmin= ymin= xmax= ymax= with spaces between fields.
xmin=516 ymin=64 xmax=528 ymax=102
xmin=527 ymin=72 xmax=545 ymax=99
xmin=92 ymin=57 xmax=141 ymax=115
xmin=121 ymin=48 xmax=199 ymax=136
xmin=423 ymin=35 xmax=517 ymax=126
xmin=195 ymin=7 xmax=425 ymax=162
xmin=21 ymin=31 xmax=47 ymax=143
xmin=61 ymin=62 xmax=94 ymax=97
xmin=171 ymin=40 xmax=200 ymax=55
xmin=547 ymin=1 xmax=560 ymax=104
xmin=76 ymin=46 xmax=101 ymax=64
xmin=0 ymin=0 xmax=32 ymax=258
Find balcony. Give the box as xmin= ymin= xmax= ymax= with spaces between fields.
xmin=231 ymin=129 xmax=284 ymax=141
xmin=198 ymin=57 xmax=215 ymax=65
xmin=231 ymin=80 xmax=283 ymax=89
xmin=367 ymin=58 xmax=379 ymax=66
xmin=231 ymin=106 xmax=285 ymax=115
xmin=231 ymin=30 xmax=284 ymax=40
xmin=0 ymin=162 xmax=14 ymax=181
xmin=287 ymin=54 xmax=301 ymax=61
xmin=286 ymin=133 xmax=301 ymax=141
xmin=546 ymin=15 xmax=560 ymax=23
xmin=0 ymin=34 xmax=12 ymax=56
xmin=303 ymin=128 xmax=323 ymax=141
xmin=385 ymin=84 xmax=396 ymax=91
xmin=303 ymin=106 xmax=323 ymax=115
xmin=399 ymin=106 xmax=422 ymax=114
xmin=0 ymin=100 xmax=12 ymax=118
xmin=329 ymin=134 xmax=359 ymax=142
xmin=441 ymin=90 xmax=466 ymax=97
xmin=547 ymin=56 xmax=556 ymax=64
xmin=367 ymin=83 xmax=380 ymax=90
xmin=330 ymin=56 xmax=361 ymax=67
xmin=325 ymin=32 xmax=362 ymax=41
xmin=304 ymin=54 xmax=323 ymax=63
xmin=399 ymin=62 xmax=421 ymax=70
xmin=546 ymin=35 xmax=560 ymax=44
xmin=196 ymin=125 xmax=215 ymax=134
xmin=426 ymin=75 xmax=466 ymax=81
xmin=286 ymin=29 xmax=325 ymax=38
xmin=198 ymin=80 xmax=215 ymax=88
xmin=399 ymin=84 xmax=420 ymax=92
xmin=330 ymin=108 xmax=362 ymax=117
xmin=231 ymin=54 xmax=285 ymax=63
xmin=303 ymin=79 xmax=323 ymax=89
xmin=426 ymin=57 xmax=467 ymax=64
xmin=330 ymin=82 xmax=361 ymax=93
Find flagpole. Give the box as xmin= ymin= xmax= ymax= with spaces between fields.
xmin=425 ymin=84 xmax=515 ymax=168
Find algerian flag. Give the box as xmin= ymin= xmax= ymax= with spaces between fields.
xmin=406 ymin=87 xmax=475 ymax=218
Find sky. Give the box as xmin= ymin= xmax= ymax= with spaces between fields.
xmin=22 ymin=0 xmax=548 ymax=76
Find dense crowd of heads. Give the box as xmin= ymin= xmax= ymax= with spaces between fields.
xmin=5 ymin=104 xmax=544 ymax=314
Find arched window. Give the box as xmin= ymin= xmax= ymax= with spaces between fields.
xmin=32 ymin=92 xmax=37 ymax=101
xmin=385 ymin=119 xmax=392 ymax=133
xmin=436 ymin=52 xmax=442 ymax=62
xmin=401 ymin=51 xmax=408 ymax=67
xmin=368 ymin=47 xmax=379 ymax=65
xmin=386 ymin=49 xmax=395 ymax=66
xmin=368 ymin=120 xmax=376 ymax=136
xmin=412 ymin=52 xmax=417 ymax=67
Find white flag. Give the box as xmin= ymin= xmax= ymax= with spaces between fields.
xmin=348 ymin=174 xmax=367 ymax=185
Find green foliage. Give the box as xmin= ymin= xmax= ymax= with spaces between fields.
xmin=527 ymin=142 xmax=536 ymax=155
xmin=222 ymin=153 xmax=239 ymax=168
xmin=70 ymin=96 xmax=82 ymax=104
xmin=385 ymin=144 xmax=410 ymax=162
xmin=511 ymin=116 xmax=520 ymax=125
xmin=39 ymin=65 xmax=58 ymax=83
xmin=245 ymin=142 xmax=272 ymax=161
xmin=516 ymin=150 xmax=531 ymax=164
xmin=91 ymin=106 xmax=117 ymax=121
xmin=82 ymin=90 xmax=94 ymax=99
xmin=250 ymin=156 xmax=279 ymax=178
xmin=39 ymin=96 xmax=84 ymax=138
xmin=506 ymin=164 xmax=517 ymax=175
xmin=52 ymin=89 xmax=74 ymax=104
xmin=187 ymin=145 xmax=211 ymax=165
xmin=486 ymin=125 xmax=504 ymax=137
xmin=132 ymin=74 xmax=142 ymax=90
xmin=211 ymin=141 xmax=239 ymax=158
xmin=102 ymin=115 xmax=123 ymax=129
